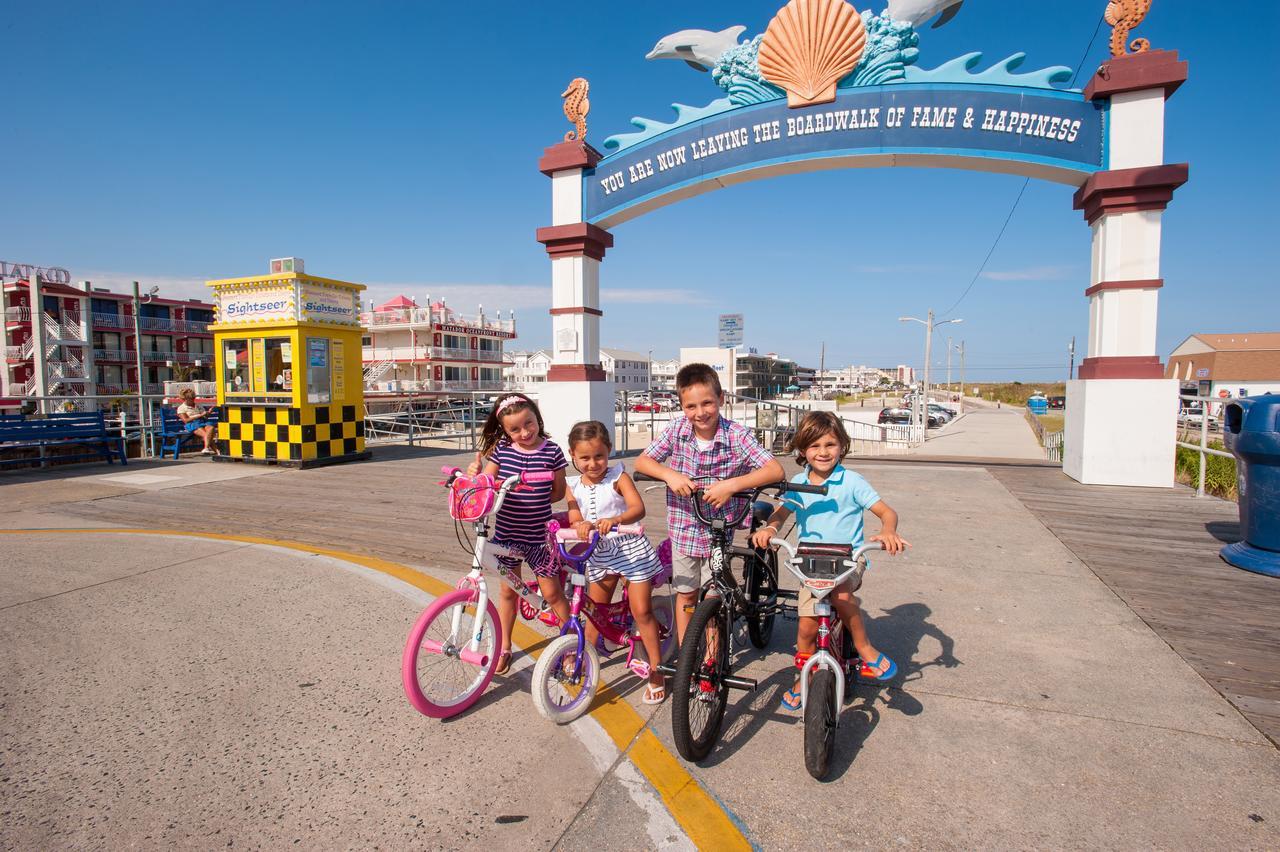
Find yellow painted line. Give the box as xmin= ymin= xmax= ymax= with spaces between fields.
xmin=0 ymin=527 xmax=751 ymax=851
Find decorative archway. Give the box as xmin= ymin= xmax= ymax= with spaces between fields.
xmin=536 ymin=0 xmax=1187 ymax=487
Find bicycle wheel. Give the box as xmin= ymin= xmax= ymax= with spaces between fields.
xmin=401 ymin=589 xmax=501 ymax=719
xmin=804 ymin=668 xmax=837 ymax=780
xmin=745 ymin=548 xmax=778 ymax=649
xmin=671 ymin=596 xmax=730 ymax=762
xmin=530 ymin=633 xmax=601 ymax=724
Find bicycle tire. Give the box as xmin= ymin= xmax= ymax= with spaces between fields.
xmin=530 ymin=633 xmax=601 ymax=724
xmin=745 ymin=548 xmax=778 ymax=649
xmin=671 ymin=596 xmax=730 ymax=762
xmin=804 ymin=668 xmax=838 ymax=780
xmin=402 ymin=589 xmax=502 ymax=719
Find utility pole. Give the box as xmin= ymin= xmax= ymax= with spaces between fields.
xmin=819 ymin=341 xmax=825 ymax=397
xmin=1068 ymin=336 xmax=1076 ymax=383
xmin=946 ymin=335 xmax=953 ymax=392
xmin=956 ymin=340 xmax=966 ymax=401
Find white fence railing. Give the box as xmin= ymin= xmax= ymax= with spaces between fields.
xmin=1177 ymin=393 xmax=1234 ymax=498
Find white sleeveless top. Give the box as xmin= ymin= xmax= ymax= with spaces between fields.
xmin=568 ymin=463 xmax=629 ymax=522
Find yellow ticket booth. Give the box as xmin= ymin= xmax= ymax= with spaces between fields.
xmin=208 ymin=258 xmax=370 ymax=467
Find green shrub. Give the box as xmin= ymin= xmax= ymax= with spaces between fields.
xmin=1175 ymin=442 xmax=1238 ymax=501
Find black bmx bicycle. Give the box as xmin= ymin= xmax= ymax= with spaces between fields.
xmin=635 ymin=472 xmax=826 ymax=761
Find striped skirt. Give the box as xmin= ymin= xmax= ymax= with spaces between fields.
xmin=587 ymin=533 xmax=664 ymax=584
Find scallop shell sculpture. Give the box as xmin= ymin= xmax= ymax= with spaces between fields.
xmin=758 ymin=0 xmax=868 ymax=108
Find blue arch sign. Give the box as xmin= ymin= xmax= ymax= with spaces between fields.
xmin=583 ymin=84 xmax=1106 ymax=227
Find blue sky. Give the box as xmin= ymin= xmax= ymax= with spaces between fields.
xmin=4 ymin=1 xmax=1277 ymax=380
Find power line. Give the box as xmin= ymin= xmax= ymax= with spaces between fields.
xmin=937 ymin=14 xmax=1106 ymax=320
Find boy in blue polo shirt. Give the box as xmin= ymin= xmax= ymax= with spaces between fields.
xmin=751 ymin=411 xmax=910 ymax=711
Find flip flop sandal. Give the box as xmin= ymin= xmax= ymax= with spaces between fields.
xmin=495 ymin=650 xmax=513 ymax=676
xmin=779 ymin=688 xmax=803 ymax=711
xmin=642 ymin=684 xmax=666 ymax=705
xmin=859 ymin=653 xmax=898 ymax=682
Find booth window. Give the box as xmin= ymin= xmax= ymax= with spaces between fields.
xmin=223 ymin=339 xmax=250 ymax=393
xmin=306 ymin=337 xmax=331 ymax=404
xmin=264 ymin=336 xmax=292 ymax=393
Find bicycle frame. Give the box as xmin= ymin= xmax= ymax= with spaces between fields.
xmin=774 ymin=539 xmax=885 ymax=718
xmin=552 ymin=525 xmax=664 ymax=680
xmin=440 ymin=467 xmax=560 ymax=661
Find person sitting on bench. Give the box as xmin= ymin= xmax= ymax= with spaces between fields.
xmin=176 ymin=388 xmax=217 ymax=455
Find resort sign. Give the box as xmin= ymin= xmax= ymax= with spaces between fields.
xmin=576 ymin=0 xmax=1108 ymax=227
xmin=217 ymin=286 xmax=296 ymax=324
xmin=0 ymin=260 xmax=72 ymax=284
xmin=299 ymin=282 xmax=360 ymax=326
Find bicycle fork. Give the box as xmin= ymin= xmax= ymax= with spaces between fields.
xmin=798 ymin=604 xmax=844 ymax=723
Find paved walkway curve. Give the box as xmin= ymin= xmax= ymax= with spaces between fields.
xmin=0 ymin=528 xmax=745 ymax=850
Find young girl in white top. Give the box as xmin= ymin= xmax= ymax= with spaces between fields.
xmin=564 ymin=420 xmax=667 ymax=704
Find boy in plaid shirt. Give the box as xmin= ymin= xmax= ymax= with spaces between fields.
xmin=635 ymin=363 xmax=785 ymax=645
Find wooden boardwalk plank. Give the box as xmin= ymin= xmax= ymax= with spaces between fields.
xmin=990 ymin=466 xmax=1280 ymax=746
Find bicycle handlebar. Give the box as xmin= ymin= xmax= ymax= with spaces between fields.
xmin=772 ymin=539 xmax=886 ymax=591
xmin=633 ymin=471 xmax=828 ymax=528
xmin=555 ymin=523 xmax=645 ymax=565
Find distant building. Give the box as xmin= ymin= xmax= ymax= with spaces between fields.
xmin=1166 ymin=332 xmax=1280 ymax=400
xmin=601 ymin=348 xmax=651 ymax=388
xmin=506 ymin=349 xmax=552 ymax=388
xmin=679 ymin=347 xmax=801 ymax=399
xmin=894 ymin=365 xmax=916 ymax=385
xmin=814 ymin=365 xmax=888 ymax=395
xmin=651 ymin=357 xmax=679 ymax=390
xmin=360 ymin=297 xmax=515 ymax=394
xmin=1 ymin=271 xmax=214 ymax=406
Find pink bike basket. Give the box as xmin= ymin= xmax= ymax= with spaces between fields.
xmin=448 ymin=474 xmax=497 ymax=521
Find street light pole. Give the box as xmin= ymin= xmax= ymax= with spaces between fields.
xmin=899 ymin=310 xmax=963 ymax=438
xmin=946 ymin=335 xmax=953 ymax=392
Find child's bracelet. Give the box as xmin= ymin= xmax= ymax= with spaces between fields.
xmin=763 ymin=523 xmax=779 ymax=532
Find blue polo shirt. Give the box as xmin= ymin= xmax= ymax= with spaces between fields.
xmin=789 ymin=465 xmax=881 ymax=545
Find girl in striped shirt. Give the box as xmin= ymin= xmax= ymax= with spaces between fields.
xmin=468 ymin=393 xmax=568 ymax=674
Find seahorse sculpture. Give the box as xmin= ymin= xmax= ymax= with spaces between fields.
xmin=1104 ymin=0 xmax=1152 ymax=56
xmin=561 ymin=78 xmax=590 ymax=142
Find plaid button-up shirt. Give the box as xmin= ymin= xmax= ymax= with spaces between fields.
xmin=642 ymin=415 xmax=774 ymax=558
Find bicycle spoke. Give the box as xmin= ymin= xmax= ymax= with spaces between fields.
xmin=416 ymin=601 xmax=494 ymax=708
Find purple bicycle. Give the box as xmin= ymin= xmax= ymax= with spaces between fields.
xmin=529 ymin=522 xmax=675 ymax=724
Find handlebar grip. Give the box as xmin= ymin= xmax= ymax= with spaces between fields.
xmin=441 ymin=465 xmax=461 ymax=476
xmin=522 ymin=470 xmax=556 ymax=484
xmin=555 ymin=523 xmax=645 ymax=542
xmin=783 ymin=481 xmax=828 ymax=495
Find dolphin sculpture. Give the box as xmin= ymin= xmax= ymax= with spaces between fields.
xmin=645 ymin=25 xmax=746 ymax=71
xmin=885 ymin=0 xmax=965 ymax=28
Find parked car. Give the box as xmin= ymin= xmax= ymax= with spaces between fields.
xmin=879 ymin=407 xmax=942 ymax=427
xmin=1047 ymin=395 xmax=1066 ymax=410
xmin=1177 ymin=407 xmax=1219 ymax=429
xmin=630 ymin=401 xmax=663 ymax=413
xmin=928 ymin=403 xmax=957 ymax=421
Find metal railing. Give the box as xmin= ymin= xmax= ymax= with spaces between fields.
xmin=91 ymin=312 xmax=132 ymax=330
xmin=359 ymin=308 xmax=516 ymax=333
xmin=1176 ymin=393 xmax=1234 ymax=498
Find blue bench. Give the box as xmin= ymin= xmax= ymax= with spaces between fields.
xmin=0 ymin=411 xmax=128 ymax=469
xmin=159 ymin=406 xmax=221 ymax=459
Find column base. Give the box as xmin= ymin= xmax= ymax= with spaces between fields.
xmin=1063 ymin=378 xmax=1177 ymax=487
xmin=530 ymin=379 xmax=616 ymax=456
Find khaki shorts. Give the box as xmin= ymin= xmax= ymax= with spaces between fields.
xmin=796 ymin=579 xmax=857 ymax=618
xmin=671 ymin=550 xmax=712 ymax=594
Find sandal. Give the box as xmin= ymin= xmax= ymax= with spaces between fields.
xmin=642 ymin=683 xmax=666 ymax=705
xmin=779 ymin=687 xmax=802 ymax=712
xmin=859 ymin=652 xmax=897 ymax=682
xmin=495 ymin=649 xmax=512 ymax=676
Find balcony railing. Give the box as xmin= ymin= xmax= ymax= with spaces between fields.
xmin=94 ymin=348 xmax=134 ymax=362
xmin=139 ymin=350 xmax=200 ymax=364
xmin=91 ymin=312 xmax=133 ymax=330
xmin=360 ymin=307 xmax=516 ymax=334
xmin=5 ymin=306 xmax=32 ymax=323
xmin=362 ymin=346 xmax=506 ymax=363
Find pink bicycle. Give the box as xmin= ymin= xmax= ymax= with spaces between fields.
xmin=529 ymin=522 xmax=675 ymax=723
xmin=401 ymin=465 xmax=561 ymax=719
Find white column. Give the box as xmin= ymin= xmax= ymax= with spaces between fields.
xmin=29 ymin=273 xmax=50 ymax=411
xmin=80 ymin=282 xmax=97 ymax=404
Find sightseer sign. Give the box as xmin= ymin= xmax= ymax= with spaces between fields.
xmin=584 ymin=85 xmax=1104 ymax=224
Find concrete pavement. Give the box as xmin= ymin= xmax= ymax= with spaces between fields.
xmin=1 ymin=453 xmax=1277 ymax=849
xmin=909 ymin=406 xmax=1047 ymax=460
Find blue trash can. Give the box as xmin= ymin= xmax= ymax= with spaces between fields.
xmin=1027 ymin=394 xmax=1048 ymax=415
xmin=1220 ymin=393 xmax=1280 ymax=577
